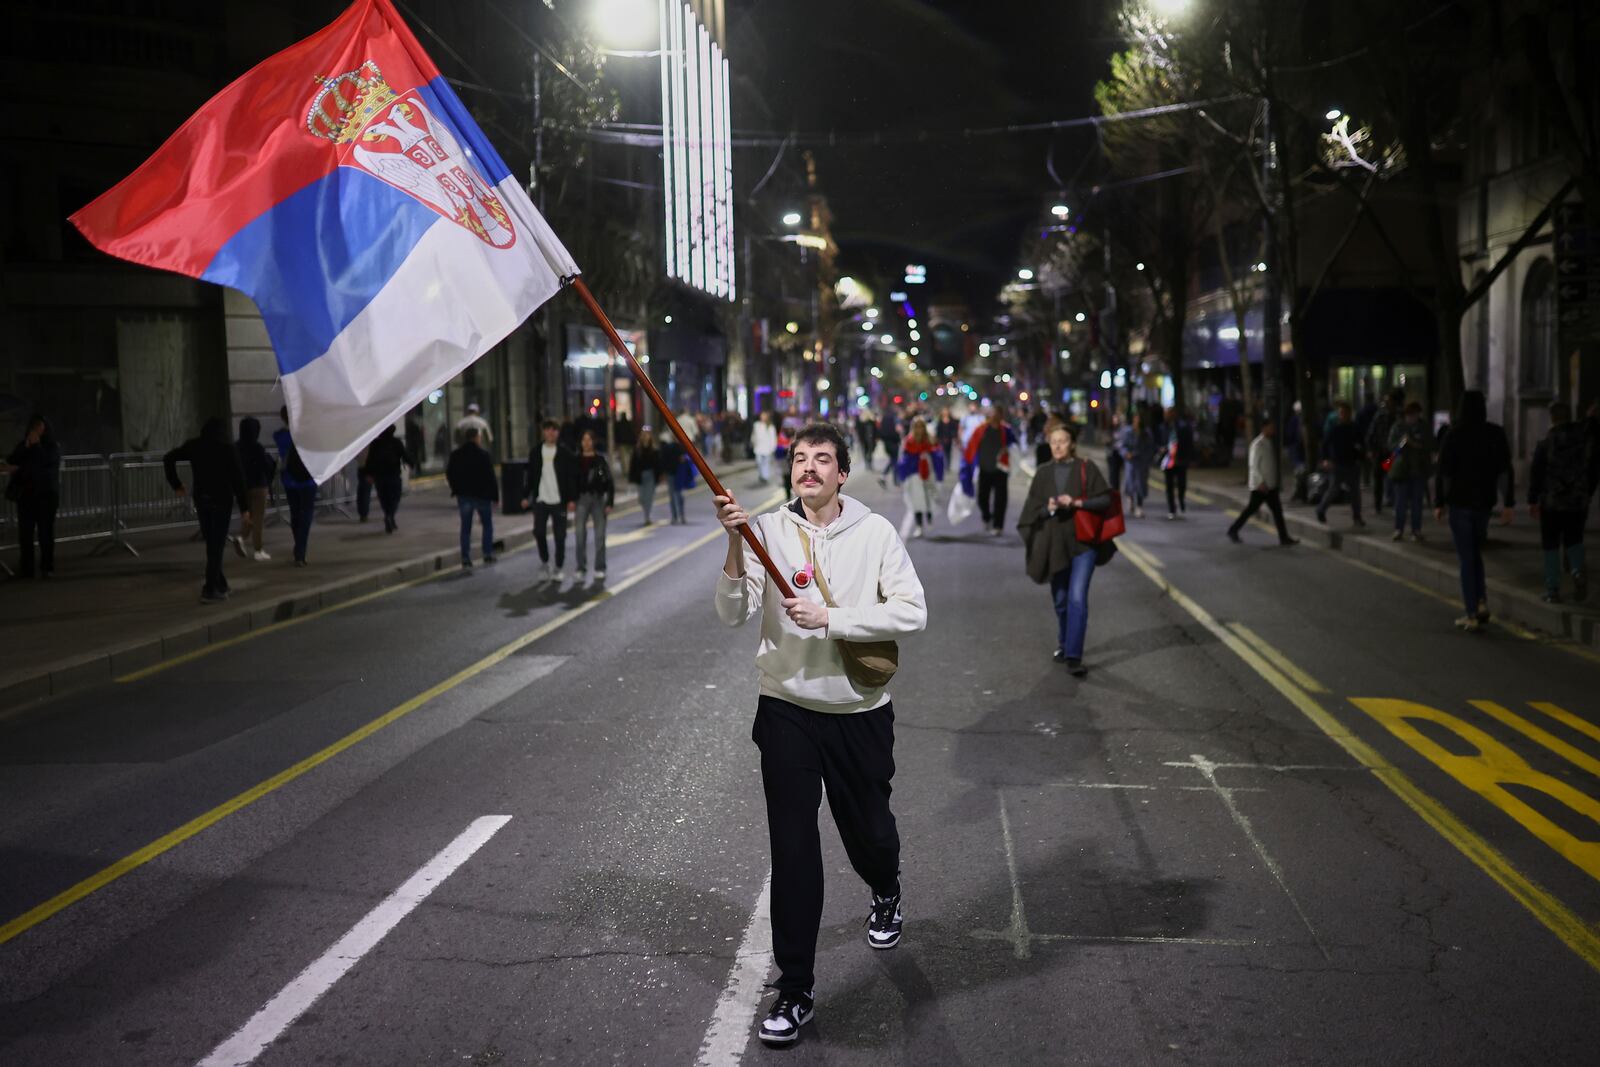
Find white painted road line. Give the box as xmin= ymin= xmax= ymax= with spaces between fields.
xmin=196 ymin=815 xmax=512 ymax=1067
xmin=694 ymin=874 xmax=773 ymax=1067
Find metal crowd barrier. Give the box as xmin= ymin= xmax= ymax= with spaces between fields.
xmin=2 ymin=451 xmax=371 ymax=569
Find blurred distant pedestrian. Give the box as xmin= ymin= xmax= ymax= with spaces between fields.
xmin=404 ymin=413 xmax=426 ymax=474
xmin=1315 ymin=402 xmax=1366 ymax=528
xmin=936 ymin=408 xmax=958 ymax=466
xmin=660 ymin=431 xmax=690 ymax=524
xmin=1158 ymin=407 xmax=1194 ymax=519
xmin=521 ymin=419 xmax=578 ymax=581
xmin=1528 ymin=401 xmax=1595 ymax=603
xmin=572 ymin=429 xmax=614 ymax=582
xmin=274 ymin=406 xmax=317 ymax=567
xmin=1018 ymin=423 xmax=1117 ymax=676
xmin=447 ymin=426 xmax=498 ymax=569
xmin=964 ymin=407 xmax=1018 ymax=537
xmin=1227 ymin=419 xmax=1297 ymax=546
xmin=1365 ymin=390 xmax=1402 ymax=516
xmin=629 ymin=426 xmax=662 ymax=525
xmin=896 ymin=417 xmax=945 ymax=539
xmin=1434 ymin=390 xmax=1514 ymax=631
xmin=233 ymin=416 xmax=276 ymax=561
xmin=165 ymin=417 xmax=247 ymax=604
xmin=1117 ymin=411 xmax=1154 ymax=519
xmin=455 ymin=402 xmax=493 ymax=452
xmin=364 ymin=425 xmax=412 ymax=534
xmin=876 ymin=414 xmax=902 ymax=486
xmin=354 ymin=442 xmax=373 ymax=522
xmin=752 ymin=410 xmax=779 ymax=485
xmin=2 ymin=414 xmax=62 ymax=579
xmin=1386 ymin=401 xmax=1433 ymax=542
xmin=1104 ymin=412 xmax=1126 ymax=492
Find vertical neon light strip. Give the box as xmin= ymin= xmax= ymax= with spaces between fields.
xmin=699 ymin=23 xmax=714 ymax=295
xmin=708 ymin=40 xmax=724 ymax=297
xmin=684 ymin=12 xmax=703 ymax=291
xmin=672 ymin=2 xmax=690 ymax=281
xmin=721 ymin=53 xmax=735 ymax=300
xmin=658 ymin=0 xmax=674 ymax=277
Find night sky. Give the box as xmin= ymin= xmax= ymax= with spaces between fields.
xmin=733 ymin=0 xmax=1119 ymax=318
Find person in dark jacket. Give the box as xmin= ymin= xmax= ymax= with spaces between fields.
xmin=1365 ymin=390 xmax=1403 ymax=516
xmin=274 ymin=406 xmax=317 ymax=566
xmin=447 ymin=426 xmax=498 ymax=568
xmin=659 ymin=431 xmax=691 ymax=525
xmin=234 ymin=416 xmax=277 ymax=561
xmin=1157 ymin=407 xmax=1195 ymax=519
xmin=1017 ymin=423 xmax=1117 ymax=676
xmin=165 ymin=417 xmax=248 ymax=603
xmin=1315 ymin=401 xmax=1366 ymax=527
xmin=404 ymin=414 xmax=426 ymax=475
xmin=3 ymin=414 xmax=62 ymax=578
xmin=363 ymin=425 xmax=413 ymax=534
xmin=628 ymin=426 xmax=662 ymax=525
xmin=1527 ymin=402 xmax=1594 ymax=603
xmin=572 ymin=429 xmax=615 ymax=582
xmin=520 ymin=419 xmax=579 ymax=580
xmin=1434 ymin=390 xmax=1515 ymax=631
xmin=1386 ymin=402 xmax=1433 ymax=542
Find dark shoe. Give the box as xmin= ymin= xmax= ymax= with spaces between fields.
xmin=1353 ymin=518 xmax=1367 ymax=528
xmin=461 ymin=558 xmax=473 ymax=569
xmin=1052 ymin=648 xmax=1068 ymax=663
xmin=1067 ymin=658 xmax=1087 ymax=677
xmin=867 ymin=891 xmax=903 ymax=950
xmin=483 ymin=555 xmax=497 ymax=564
xmin=1542 ymin=591 xmax=1562 ymax=604
xmin=294 ymin=559 xmax=308 ymax=567
xmin=1279 ymin=538 xmax=1299 ymax=547
xmin=1227 ymin=529 xmax=1241 ymax=543
xmin=200 ymin=589 xmax=224 ymax=604
xmin=1315 ymin=511 xmax=1327 ymax=524
xmin=758 ymin=990 xmax=814 ymax=1046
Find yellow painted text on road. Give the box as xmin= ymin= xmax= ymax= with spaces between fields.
xmin=1351 ymin=698 xmax=1600 ymax=884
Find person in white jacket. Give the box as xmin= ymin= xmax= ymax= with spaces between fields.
xmin=713 ymin=422 xmax=927 ymax=1048
xmin=1227 ymin=418 xmax=1299 ymax=546
xmin=751 ymin=409 xmax=779 ymax=485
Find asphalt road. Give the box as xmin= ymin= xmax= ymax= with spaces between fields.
xmin=1 ymin=465 xmax=1597 ymax=1066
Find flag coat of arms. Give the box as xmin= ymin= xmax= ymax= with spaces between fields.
xmin=70 ymin=0 xmax=578 ymax=482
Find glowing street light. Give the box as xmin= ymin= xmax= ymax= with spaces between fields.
xmin=590 ymin=0 xmax=657 ymax=50
xmin=880 ymin=334 xmax=895 ymax=345
xmin=785 ymin=321 xmax=799 ymax=334
xmin=910 ymin=346 xmax=919 ymax=356
xmin=979 ymin=343 xmax=991 ymax=357
xmin=782 ymin=210 xmax=803 ymax=227
xmin=1050 ymin=204 xmax=1070 ymax=219
xmin=1325 ymin=108 xmax=1342 ymax=121
xmin=861 ymin=321 xmax=874 ymax=331
xmin=943 ymin=365 xmax=956 ymax=375
xmin=1135 ymin=262 xmax=1146 ymax=271
xmin=866 ymin=307 xmax=880 ymax=319
xmin=1074 ymin=312 xmax=1086 ymax=323
xmin=1018 ymin=268 xmax=1035 ymax=281
xmin=997 ymin=337 xmax=1007 ymax=346
xmin=1149 ymin=0 xmax=1191 ymax=15
xmin=817 ymin=377 xmax=830 ymax=390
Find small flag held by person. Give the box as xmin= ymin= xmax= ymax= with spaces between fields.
xmin=69 ymin=0 xmax=579 ymax=483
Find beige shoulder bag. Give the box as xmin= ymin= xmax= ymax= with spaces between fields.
xmin=797 ymin=527 xmax=899 ymax=690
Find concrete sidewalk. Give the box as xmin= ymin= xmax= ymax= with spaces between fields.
xmin=0 ymin=459 xmax=755 ymax=715
xmin=1167 ymin=455 xmax=1600 ymax=652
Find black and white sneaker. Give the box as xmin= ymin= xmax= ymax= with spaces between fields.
xmin=867 ymin=891 xmax=903 ymax=950
xmin=758 ymin=989 xmax=814 ymax=1046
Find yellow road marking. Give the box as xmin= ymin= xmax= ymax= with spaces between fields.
xmin=1530 ymin=701 xmax=1600 ymax=746
xmin=1119 ymin=539 xmax=1600 ymax=974
xmin=114 ymin=480 xmax=736 ymax=684
xmin=1353 ymin=698 xmax=1600 ymax=885
xmin=1185 ymin=489 xmax=1215 ymax=506
xmin=1119 ymin=539 xmax=1162 ymax=570
xmin=1226 ymin=622 xmax=1329 ymax=693
xmin=1469 ymin=700 xmax=1600 ymax=781
xmin=0 ymin=491 xmax=781 ymax=947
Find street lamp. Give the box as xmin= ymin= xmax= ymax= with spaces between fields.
xmin=1018 ymin=268 xmax=1035 ymax=281
xmin=1149 ymin=0 xmax=1191 ymax=15
xmin=590 ymin=0 xmax=656 ymax=50
xmin=1050 ymin=204 xmax=1070 ymax=219
xmin=1325 ymin=108 xmax=1342 ymax=121
xmin=782 ymin=211 xmax=803 ymax=227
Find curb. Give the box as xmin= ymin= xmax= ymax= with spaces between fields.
xmin=1196 ymin=477 xmax=1600 ymax=653
xmin=0 ymin=460 xmax=758 ymax=720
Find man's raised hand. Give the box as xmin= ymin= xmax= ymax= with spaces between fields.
xmin=715 ymin=494 xmax=748 ymax=536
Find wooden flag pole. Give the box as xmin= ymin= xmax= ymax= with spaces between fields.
xmin=569 ymin=277 xmax=796 ymax=600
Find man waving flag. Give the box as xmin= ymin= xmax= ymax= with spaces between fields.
xmin=70 ymin=0 xmax=578 ymax=482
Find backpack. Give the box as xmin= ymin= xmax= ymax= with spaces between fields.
xmin=1543 ymin=425 xmax=1592 ymax=511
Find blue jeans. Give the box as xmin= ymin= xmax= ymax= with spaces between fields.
xmin=1050 ymin=550 xmax=1097 ymax=660
xmin=458 ymin=496 xmax=493 ymax=562
xmin=1447 ymin=506 xmax=1490 ymax=617
xmin=1391 ymin=477 xmax=1426 ymax=533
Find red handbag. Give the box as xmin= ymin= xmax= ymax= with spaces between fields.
xmin=1073 ymin=461 xmax=1126 ymax=544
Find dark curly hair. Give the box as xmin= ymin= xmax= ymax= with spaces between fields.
xmin=788 ymin=421 xmax=851 ymax=474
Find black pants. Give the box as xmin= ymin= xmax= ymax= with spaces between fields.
xmin=1164 ymin=465 xmax=1188 ymax=514
xmin=1229 ymin=489 xmax=1292 ymax=543
xmin=197 ymin=503 xmax=232 ymax=595
xmin=977 ymin=468 xmax=1009 ymax=530
xmin=285 ymin=486 xmax=316 ymax=562
xmin=1372 ymin=461 xmax=1388 ymax=513
xmin=1105 ymin=451 xmax=1125 ymax=492
xmin=16 ymin=492 xmax=58 ymax=577
xmin=754 ymin=696 xmax=900 ymax=994
xmin=375 ymin=475 xmax=403 ymax=526
xmin=356 ymin=475 xmax=372 ymax=520
xmin=532 ymin=500 xmax=568 ymax=567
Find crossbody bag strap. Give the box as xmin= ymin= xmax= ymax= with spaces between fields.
xmin=796 ymin=528 xmax=839 ymax=608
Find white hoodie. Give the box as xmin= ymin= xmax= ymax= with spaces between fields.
xmin=715 ymin=494 xmax=927 ymax=714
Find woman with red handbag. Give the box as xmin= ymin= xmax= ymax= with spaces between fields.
xmin=1017 ymin=424 xmax=1120 ymax=676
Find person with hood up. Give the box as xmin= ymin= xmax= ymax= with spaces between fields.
xmin=1527 ymin=401 xmax=1596 ymax=603
xmin=2 ymin=414 xmax=62 ymax=578
xmin=274 ymin=407 xmax=317 ymax=566
xmin=363 ymin=425 xmax=413 ymax=534
xmin=1434 ymin=390 xmax=1515 ymax=631
xmin=712 ymin=422 xmax=927 ymax=1048
xmin=165 ymin=417 xmax=248 ymax=603
xmin=233 ymin=416 xmax=276 ymax=561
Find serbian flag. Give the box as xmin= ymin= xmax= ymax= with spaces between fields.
xmin=70 ymin=0 xmax=577 ymax=482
